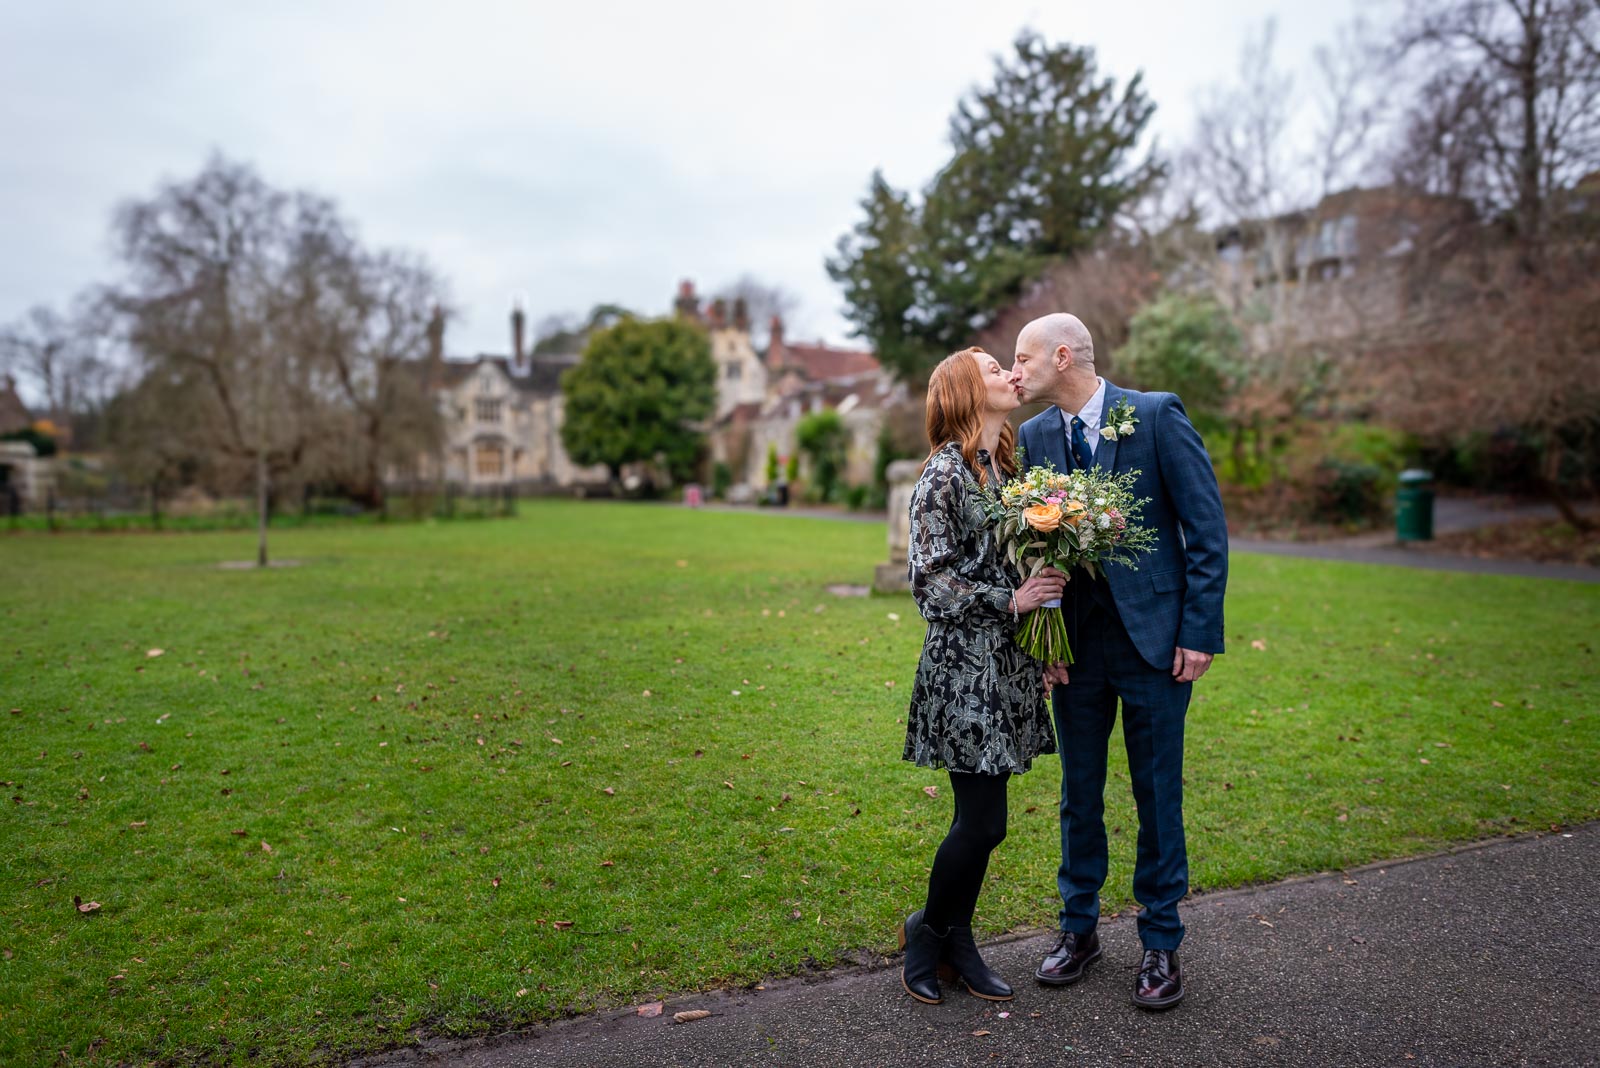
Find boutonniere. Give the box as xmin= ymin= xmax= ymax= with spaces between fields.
xmin=1100 ymin=398 xmax=1139 ymax=442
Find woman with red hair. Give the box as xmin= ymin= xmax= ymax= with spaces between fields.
xmin=898 ymin=347 xmax=1066 ymax=1005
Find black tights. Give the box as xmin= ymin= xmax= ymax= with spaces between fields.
xmin=922 ymin=770 xmax=1010 ymax=932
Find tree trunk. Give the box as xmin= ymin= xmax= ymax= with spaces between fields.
xmin=1542 ymin=438 xmax=1594 ymax=532
xmin=256 ymin=446 xmax=269 ymax=567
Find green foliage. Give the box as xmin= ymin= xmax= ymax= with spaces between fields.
xmin=710 ymin=461 xmax=733 ymax=500
xmin=1115 ymin=293 xmax=1244 ymax=432
xmin=829 ymin=30 xmax=1162 ymax=383
xmin=2 ymin=505 xmax=1596 ymax=1065
xmin=1 ymin=426 xmax=57 ymax=457
xmin=796 ymin=409 xmax=848 ymax=503
xmin=1308 ymin=459 xmax=1390 ymax=526
xmin=560 ymin=317 xmax=716 ymax=486
xmin=844 ymin=484 xmax=871 ymax=510
xmin=784 ymin=452 xmax=800 ymax=484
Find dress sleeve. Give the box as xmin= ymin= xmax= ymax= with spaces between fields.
xmin=907 ymin=459 xmax=1014 ymax=624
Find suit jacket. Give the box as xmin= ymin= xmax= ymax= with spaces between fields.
xmin=1016 ymin=381 xmax=1228 ymax=670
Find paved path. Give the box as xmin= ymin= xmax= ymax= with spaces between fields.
xmin=352 ymin=825 xmax=1598 ymax=1068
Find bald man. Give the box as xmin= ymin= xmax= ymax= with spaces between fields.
xmin=1010 ymin=313 xmax=1228 ymax=1011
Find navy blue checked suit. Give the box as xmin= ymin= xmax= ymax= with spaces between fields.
xmin=1017 ymin=381 xmax=1227 ymax=950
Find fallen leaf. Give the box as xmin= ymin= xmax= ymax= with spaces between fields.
xmin=74 ymin=897 xmax=101 ymax=913
xmin=491 ymin=876 xmax=501 ymax=888
xmin=637 ymin=1001 xmax=664 ymax=1018
xmin=723 ymin=781 xmax=734 ymax=789
xmin=261 ymin=841 xmax=273 ymax=853
xmin=602 ymin=787 xmax=616 ymax=796
xmin=516 ymin=988 xmax=529 ymax=997
xmin=146 ymin=649 xmax=164 ymax=658
xmin=230 ymin=828 xmax=246 ymax=836
xmin=673 ymin=1009 xmax=712 ymax=1024
xmin=922 ymin=785 xmax=938 ymax=799
xmin=552 ymin=920 xmax=574 ymax=929
xmin=600 ymin=860 xmax=614 ymax=867
xmin=971 ymin=1029 xmax=992 ymax=1037
xmin=1351 ymin=935 xmax=1367 ymax=944
xmin=1419 ymin=758 xmax=1431 ymax=765
xmin=1250 ymin=639 xmax=1267 ymax=651
xmin=129 ymin=820 xmax=146 ymax=828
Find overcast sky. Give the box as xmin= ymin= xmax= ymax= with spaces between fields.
xmin=2 ymin=0 xmax=1367 ymax=376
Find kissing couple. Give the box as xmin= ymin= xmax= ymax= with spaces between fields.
xmin=898 ymin=312 xmax=1228 ymax=1011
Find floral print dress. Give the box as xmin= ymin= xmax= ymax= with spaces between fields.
xmin=903 ymin=442 xmax=1056 ymax=775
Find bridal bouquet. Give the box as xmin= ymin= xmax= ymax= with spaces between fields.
xmin=978 ymin=463 xmax=1157 ymax=664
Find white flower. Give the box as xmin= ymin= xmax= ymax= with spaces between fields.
xmin=1097 ymin=513 xmax=1112 ymax=530
xmin=1094 ymin=497 xmax=1106 ymax=506
xmin=1119 ymin=421 xmax=1135 ymax=436
xmin=1099 ymin=426 xmax=1118 ymax=441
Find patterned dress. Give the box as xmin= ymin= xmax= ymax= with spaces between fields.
xmin=902 ymin=442 xmax=1056 ymax=775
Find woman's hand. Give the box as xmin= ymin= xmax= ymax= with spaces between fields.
xmin=1013 ymin=567 xmax=1067 ymax=614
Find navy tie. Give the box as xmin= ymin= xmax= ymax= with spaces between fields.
xmin=1070 ymin=416 xmax=1091 ymax=470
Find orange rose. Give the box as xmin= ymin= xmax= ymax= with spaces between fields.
xmin=1023 ymin=502 xmax=1063 ymax=532
xmin=1062 ymin=500 xmax=1088 ymax=525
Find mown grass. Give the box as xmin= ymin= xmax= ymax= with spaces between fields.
xmin=2 ymin=501 xmax=1596 ymax=1065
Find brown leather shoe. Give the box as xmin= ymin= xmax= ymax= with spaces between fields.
xmin=1034 ymin=928 xmax=1101 ymax=986
xmin=1132 ymin=949 xmax=1183 ymax=1010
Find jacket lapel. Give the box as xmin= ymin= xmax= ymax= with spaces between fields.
xmin=1093 ymin=382 xmax=1122 ymax=473
xmin=1041 ymin=406 xmax=1071 ymax=473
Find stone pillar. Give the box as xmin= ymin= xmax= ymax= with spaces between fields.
xmin=873 ymin=459 xmax=923 ymax=593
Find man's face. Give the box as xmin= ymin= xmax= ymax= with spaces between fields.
xmin=1009 ymin=332 xmax=1060 ymax=404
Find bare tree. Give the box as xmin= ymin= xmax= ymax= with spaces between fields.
xmin=110 ymin=155 xmax=338 ymax=564
xmin=1370 ymin=1 xmax=1600 ymax=527
xmin=1393 ymin=0 xmax=1600 ymax=274
xmin=315 ymin=248 xmax=449 ymax=513
xmin=0 ymin=302 xmax=93 ymax=442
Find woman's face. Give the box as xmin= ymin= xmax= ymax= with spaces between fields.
xmin=975 ymin=351 xmax=1021 ymax=415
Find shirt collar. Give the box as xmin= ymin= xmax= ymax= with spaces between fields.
xmin=1061 ymin=378 xmax=1107 ymax=431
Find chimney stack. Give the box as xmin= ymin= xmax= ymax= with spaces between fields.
xmin=674 ymin=279 xmax=700 ymax=320
xmin=426 ymin=305 xmax=445 ymax=389
xmin=732 ymin=297 xmax=750 ymax=332
xmin=707 ymin=298 xmax=728 ymax=330
xmin=766 ymin=314 xmax=785 ymax=369
xmin=511 ymin=301 xmax=526 ymax=373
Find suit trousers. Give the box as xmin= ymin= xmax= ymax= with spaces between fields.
xmin=1053 ymin=602 xmax=1191 ymax=950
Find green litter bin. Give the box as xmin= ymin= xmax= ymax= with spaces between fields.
xmin=1396 ymin=469 xmax=1434 ymax=542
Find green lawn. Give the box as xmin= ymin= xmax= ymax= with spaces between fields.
xmin=2 ymin=502 xmax=1596 ymax=1066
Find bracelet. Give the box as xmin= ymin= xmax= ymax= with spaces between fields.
xmin=1009 ymin=590 xmax=1019 ymax=623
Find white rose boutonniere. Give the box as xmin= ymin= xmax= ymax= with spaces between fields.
xmin=1101 ymin=398 xmax=1139 ymax=442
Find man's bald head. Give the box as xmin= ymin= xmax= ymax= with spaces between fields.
xmin=1018 ymin=313 xmax=1095 ymax=371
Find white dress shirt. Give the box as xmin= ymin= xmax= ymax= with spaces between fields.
xmin=1061 ymin=378 xmax=1107 ymax=460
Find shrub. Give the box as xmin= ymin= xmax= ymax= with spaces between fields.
xmin=710 ymin=462 xmax=732 ymax=500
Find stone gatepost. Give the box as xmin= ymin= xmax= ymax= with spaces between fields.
xmin=872 ymin=459 xmax=923 ymax=593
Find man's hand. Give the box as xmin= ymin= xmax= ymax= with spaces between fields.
xmin=1042 ymin=662 xmax=1071 ymax=689
xmin=1171 ymin=647 xmax=1213 ymax=683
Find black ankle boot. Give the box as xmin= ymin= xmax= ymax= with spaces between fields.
xmin=942 ymin=925 xmax=1014 ymax=1001
xmin=898 ymin=908 xmax=946 ymax=1004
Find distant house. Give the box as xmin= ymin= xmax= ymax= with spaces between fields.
xmin=391 ymin=306 xmax=609 ymax=493
xmin=670 ymin=281 xmax=902 ymax=494
xmin=0 ymin=374 xmax=53 ymax=511
xmin=395 ymin=282 xmax=901 ymax=497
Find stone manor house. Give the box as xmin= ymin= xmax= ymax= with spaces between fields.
xmin=403 ymin=282 xmax=902 ymax=495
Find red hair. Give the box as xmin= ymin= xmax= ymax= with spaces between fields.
xmin=924 ymin=347 xmax=1016 ymax=487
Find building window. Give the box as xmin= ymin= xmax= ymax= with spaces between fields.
xmin=726 ymin=360 xmax=742 ymax=381
xmin=476 ymin=398 xmax=502 ymax=423
xmin=474 ymin=444 xmax=504 ymax=479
